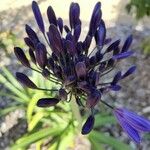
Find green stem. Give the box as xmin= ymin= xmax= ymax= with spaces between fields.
xmin=70 ymin=95 xmax=82 ymax=132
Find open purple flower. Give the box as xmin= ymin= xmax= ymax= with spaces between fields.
xmin=114 ymin=108 xmax=150 ymax=143
xmin=14 ymin=1 xmax=147 ymax=141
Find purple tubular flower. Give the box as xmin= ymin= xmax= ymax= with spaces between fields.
xmin=69 ymin=2 xmax=80 ymax=29
xmin=32 ymin=1 xmax=45 ymax=33
xmin=35 ymin=42 xmax=47 ymax=69
xmin=89 ymin=2 xmax=101 ymax=36
xmin=122 ymin=35 xmax=133 ymax=52
xmin=25 ymin=25 xmax=39 ymax=44
xmin=57 ymin=17 xmax=63 ymax=33
xmin=121 ymin=65 xmax=136 ymax=79
xmin=81 ymin=115 xmax=95 ymax=135
xmin=48 ymin=24 xmax=63 ymax=54
xmin=111 ymin=71 xmax=122 ymax=85
xmin=74 ymin=24 xmax=81 ymax=42
xmin=14 ymin=47 xmax=30 ymax=68
xmin=24 ymin=37 xmax=35 ymax=50
xmin=75 ymin=62 xmax=86 ymax=78
xmin=86 ymin=90 xmax=101 ymax=108
xmin=37 ymin=98 xmax=59 ymax=107
xmin=106 ymin=39 xmax=120 ymax=53
xmin=114 ymin=108 xmax=150 ymax=143
xmin=65 ymin=40 xmax=76 ymax=55
xmin=29 ymin=48 xmax=36 ymax=64
xmin=16 ymin=72 xmax=37 ymax=89
xmin=47 ymin=6 xmax=57 ymax=26
xmin=95 ymin=20 xmax=106 ymax=47
xmin=113 ymin=51 xmax=134 ymax=60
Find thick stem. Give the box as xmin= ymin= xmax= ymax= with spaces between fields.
xmin=70 ymin=95 xmax=82 ymax=132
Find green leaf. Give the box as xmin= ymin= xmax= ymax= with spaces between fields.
xmin=0 ymin=74 xmax=29 ymax=102
xmin=11 ymin=127 xmax=63 ymax=150
xmin=28 ymin=111 xmax=48 ymax=131
xmin=94 ymin=114 xmax=116 ymax=127
xmin=2 ymin=67 xmax=23 ymax=90
xmin=0 ymin=105 xmax=24 ymax=117
xmin=27 ymin=92 xmax=45 ymax=123
xmin=89 ymin=136 xmax=105 ymax=150
xmin=89 ymin=131 xmax=132 ymax=150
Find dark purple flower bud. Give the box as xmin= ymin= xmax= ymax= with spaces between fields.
xmin=16 ymin=72 xmax=37 ymax=89
xmin=83 ymin=35 xmax=92 ymax=54
xmin=48 ymin=24 xmax=63 ymax=54
xmin=52 ymin=52 xmax=58 ymax=61
xmin=121 ymin=65 xmax=136 ymax=79
xmin=24 ymin=37 xmax=35 ymax=50
xmin=81 ymin=115 xmax=95 ymax=135
xmin=14 ymin=47 xmax=30 ymax=68
xmin=47 ymin=57 xmax=54 ymax=70
xmin=47 ymin=6 xmax=57 ymax=26
xmin=75 ymin=62 xmax=86 ymax=78
xmin=113 ymin=51 xmax=134 ymax=60
xmin=76 ymin=42 xmax=83 ymax=55
xmin=42 ymin=68 xmax=50 ymax=78
xmin=106 ymin=39 xmax=120 ymax=53
xmin=113 ymin=47 xmax=120 ymax=56
xmin=96 ymin=51 xmax=103 ymax=62
xmin=86 ymin=90 xmax=101 ymax=108
xmin=89 ymin=2 xmax=101 ymax=36
xmin=32 ymin=1 xmax=45 ymax=33
xmin=35 ymin=42 xmax=47 ymax=69
xmin=64 ymin=25 xmax=71 ymax=33
xmin=107 ymin=58 xmax=115 ymax=68
xmin=99 ymin=62 xmax=107 ymax=72
xmin=69 ymin=2 xmax=80 ymax=29
xmin=122 ymin=35 xmax=133 ymax=52
xmin=59 ymin=89 xmax=67 ymax=100
xmin=89 ymin=56 xmax=96 ymax=66
xmin=104 ymin=38 xmax=112 ymax=45
xmin=64 ymin=75 xmax=76 ymax=86
xmin=111 ymin=71 xmax=122 ymax=85
xmin=65 ymin=40 xmax=76 ymax=55
xmin=77 ymin=81 xmax=92 ymax=94
xmin=25 ymin=25 xmax=39 ymax=44
xmin=29 ymin=48 xmax=36 ymax=64
xmin=109 ymin=85 xmax=121 ymax=91
xmin=37 ymin=98 xmax=59 ymax=107
xmin=66 ymin=32 xmax=75 ymax=42
xmin=57 ymin=17 xmax=63 ymax=33
xmin=74 ymin=24 xmax=81 ymax=42
xmin=95 ymin=20 xmax=106 ymax=47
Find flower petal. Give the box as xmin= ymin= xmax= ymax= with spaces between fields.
xmin=114 ymin=110 xmax=141 ymax=143
xmin=14 ymin=47 xmax=30 ymax=68
xmin=122 ymin=35 xmax=133 ymax=52
xmin=37 ymin=98 xmax=59 ymax=107
xmin=32 ymin=1 xmax=45 ymax=33
xmin=16 ymin=72 xmax=37 ymax=89
xmin=81 ymin=115 xmax=95 ymax=135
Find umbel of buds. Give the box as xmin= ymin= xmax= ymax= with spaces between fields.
xmin=14 ymin=1 xmax=150 ymax=143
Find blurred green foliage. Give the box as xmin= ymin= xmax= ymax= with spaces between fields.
xmin=0 ymin=67 xmax=133 ymax=150
xmin=0 ymin=31 xmax=23 ymax=56
xmin=141 ymin=38 xmax=150 ymax=55
xmin=126 ymin=0 xmax=150 ymax=19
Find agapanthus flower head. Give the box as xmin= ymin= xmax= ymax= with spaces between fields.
xmin=14 ymin=1 xmax=150 ymax=143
